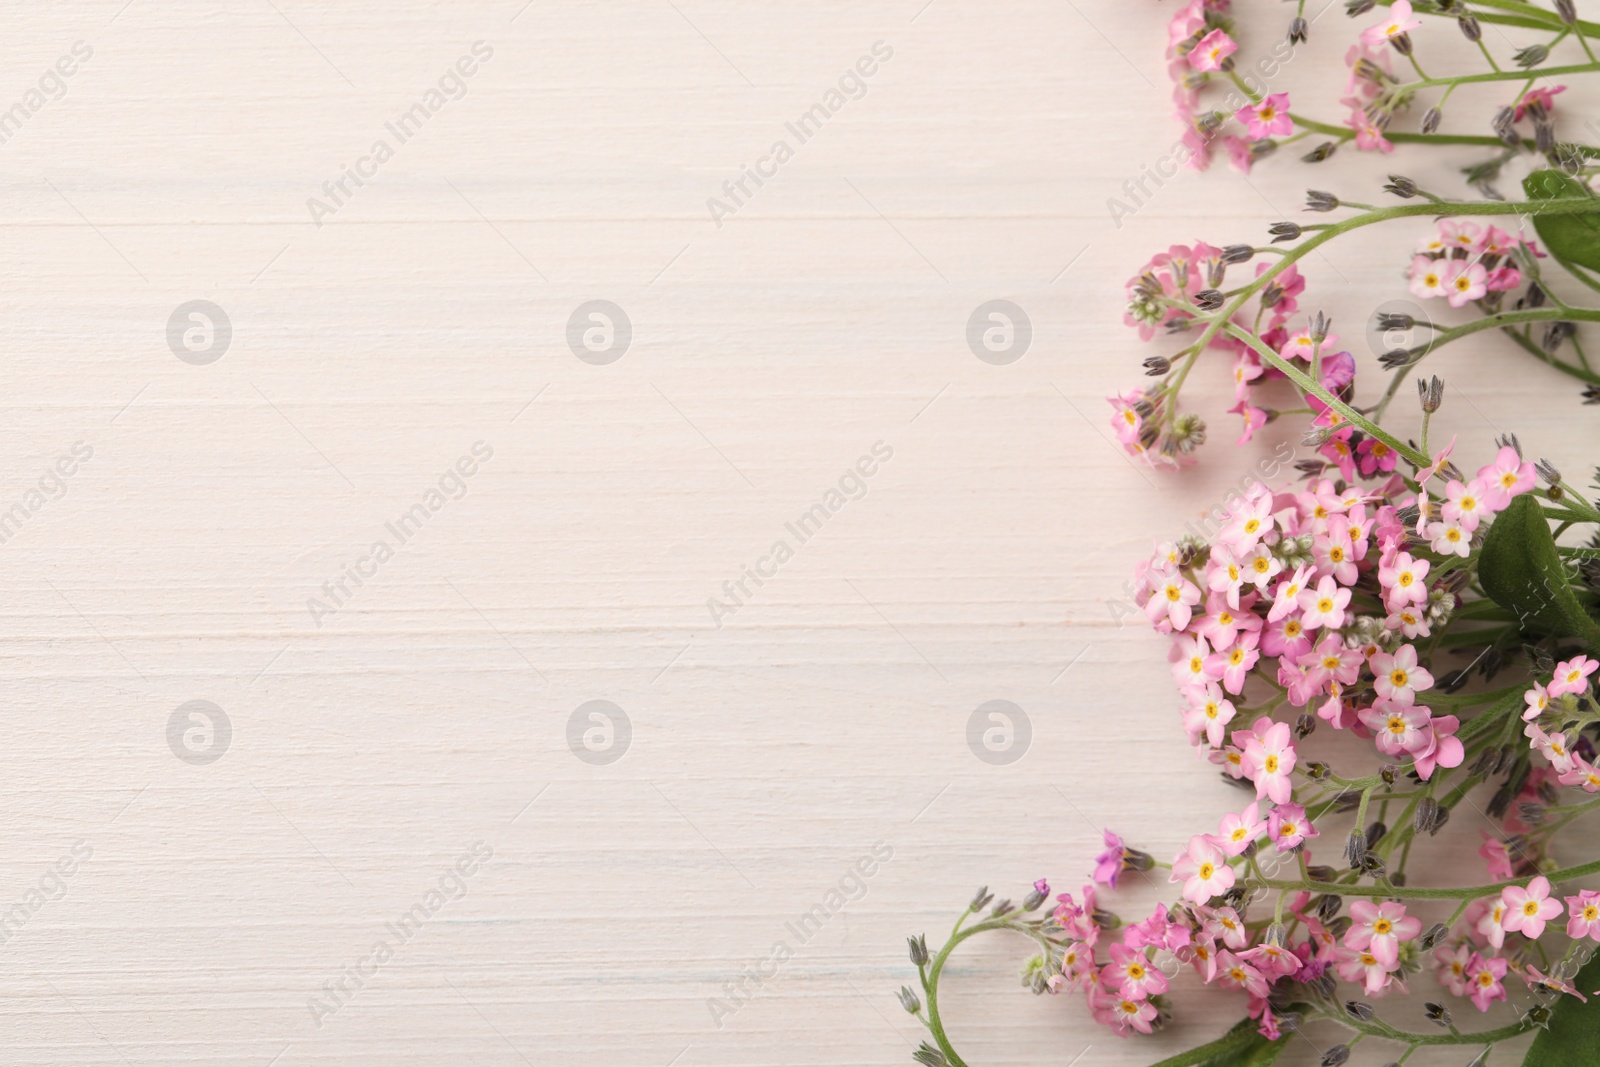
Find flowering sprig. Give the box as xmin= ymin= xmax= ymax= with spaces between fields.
xmin=1161 ymin=0 xmax=1600 ymax=178
xmin=1112 ymin=185 xmax=1600 ymax=468
xmin=901 ymin=429 xmax=1600 ymax=1064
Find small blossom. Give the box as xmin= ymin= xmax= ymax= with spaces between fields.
xmin=1346 ymin=900 xmax=1421 ymax=967
xmin=1298 ymin=575 xmax=1351 ymax=631
xmin=1235 ymin=92 xmax=1292 ymax=138
xmin=1360 ymin=0 xmax=1423 ymax=48
xmin=1241 ymin=719 xmax=1297 ymax=803
xmin=1568 ymin=891 xmax=1600 ymax=941
xmin=1103 ymin=941 xmax=1169 ymax=1000
xmin=1549 ymin=655 xmax=1597 ymax=698
xmin=1523 ymin=681 xmax=1550 ymax=722
xmin=1268 ymin=803 xmax=1318 ymax=851
xmin=1370 ymin=644 xmax=1433 ymax=706
xmin=1426 ymin=519 xmax=1470 ymax=557
xmin=1190 ymin=28 xmax=1237 ymax=72
xmin=1092 ymin=830 xmax=1128 ymax=887
xmin=1171 ymin=834 xmax=1236 ymax=903
xmin=1466 ymin=953 xmax=1508 ymax=1012
xmin=1217 ymin=801 xmax=1267 ymax=856
xmin=1501 ymin=876 xmax=1562 ymax=940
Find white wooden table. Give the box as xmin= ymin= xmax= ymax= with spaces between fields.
xmin=2 ymin=2 xmax=1591 ymax=1064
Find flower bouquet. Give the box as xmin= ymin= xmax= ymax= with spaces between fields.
xmin=898 ymin=2 xmax=1600 ymax=1064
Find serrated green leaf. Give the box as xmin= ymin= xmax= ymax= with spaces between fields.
xmin=1146 ymin=1017 xmax=1287 ymax=1067
xmin=1478 ymin=494 xmax=1600 ymax=651
xmin=1522 ymin=168 xmax=1600 ymax=275
xmin=1522 ymin=951 xmax=1600 ymax=1065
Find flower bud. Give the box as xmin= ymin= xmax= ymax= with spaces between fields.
xmin=1316 ymin=894 xmax=1342 ymax=922
xmin=1344 ymin=1001 xmax=1375 ymax=1021
xmin=969 ymin=886 xmax=993 ymax=911
xmin=1556 ymin=0 xmax=1577 ymax=23
xmin=1421 ymin=106 xmax=1442 ymax=134
xmin=1424 ymin=1001 xmax=1452 ymax=1027
xmin=1306 ymin=864 xmax=1335 ymax=882
xmin=991 ymin=898 xmax=1015 ymax=916
xmin=1321 ymin=1044 xmax=1351 ymax=1067
xmin=1221 ymin=244 xmax=1254 ymax=265
xmin=1289 ymin=16 xmax=1308 ymax=44
xmin=1515 ymin=43 xmax=1549 ymax=69
xmin=908 ymin=934 xmax=930 ymax=966
xmin=898 ymin=986 xmax=922 ymax=1013
xmin=1493 ymin=106 xmax=1521 ymax=146
xmin=1195 ymin=289 xmax=1224 ymax=311
xmin=1417 ymin=374 xmax=1444 ymax=413
xmin=1383 ymin=175 xmax=1419 ymax=198
xmin=1345 ymin=0 xmax=1376 ymax=14
xmin=1344 ymin=829 xmax=1366 ymax=868
xmin=1536 ymin=458 xmax=1561 ymax=484
xmin=913 ymin=1041 xmax=948 ymax=1066
xmin=1306 ymin=190 xmax=1339 ymax=212
xmin=1458 ymin=15 xmax=1482 ymax=42
xmin=1302 ymin=141 xmax=1337 ymax=163
xmin=1269 ymin=221 xmax=1302 ymax=243
xmin=1542 ymin=321 xmax=1576 ymax=353
xmin=1419 ymin=922 xmax=1450 ymax=950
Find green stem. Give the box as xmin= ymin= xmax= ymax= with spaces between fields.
xmin=921 ymin=918 xmax=1059 ymax=1066
xmin=1258 ymin=854 xmax=1600 ymax=900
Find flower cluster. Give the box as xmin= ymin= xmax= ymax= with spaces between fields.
xmin=1408 ymin=218 xmax=1538 ymax=309
xmin=1021 ymin=440 xmax=1600 ymax=1044
xmin=1116 ymin=241 xmax=1320 ymax=464
xmin=1162 ymin=0 xmax=1302 ymax=175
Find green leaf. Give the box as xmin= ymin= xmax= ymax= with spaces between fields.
xmin=1478 ymin=494 xmax=1600 ymax=651
xmin=1522 ymin=168 xmax=1600 ymax=275
xmin=1523 ymin=950 xmax=1600 ymax=1065
xmin=1146 ymin=1018 xmax=1287 ymax=1067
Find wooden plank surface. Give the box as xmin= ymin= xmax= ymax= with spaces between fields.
xmin=1 ymin=1 xmax=1593 ymax=1064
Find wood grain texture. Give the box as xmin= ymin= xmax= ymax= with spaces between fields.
xmin=0 ymin=1 xmax=1593 ymax=1064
